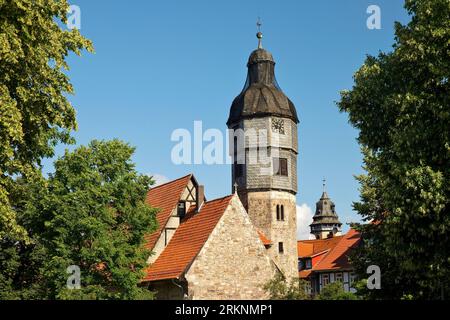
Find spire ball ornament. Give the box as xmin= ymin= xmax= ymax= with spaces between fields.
xmin=256 ymin=17 xmax=263 ymax=49
xmin=256 ymin=31 xmax=263 ymax=49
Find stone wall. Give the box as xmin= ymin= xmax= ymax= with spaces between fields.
xmin=185 ymin=195 xmax=275 ymax=299
xmin=246 ymin=191 xmax=298 ymax=279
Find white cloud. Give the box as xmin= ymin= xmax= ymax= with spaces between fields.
xmin=296 ymin=203 xmax=315 ymax=240
xmin=148 ymin=173 xmax=169 ymax=186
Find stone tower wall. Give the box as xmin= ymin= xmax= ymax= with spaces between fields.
xmin=230 ymin=116 xmax=299 ymax=279
xmin=246 ymin=191 xmax=298 ymax=279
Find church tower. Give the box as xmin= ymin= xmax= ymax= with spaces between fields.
xmin=227 ymin=30 xmax=299 ymax=279
xmin=310 ymin=185 xmax=342 ymax=239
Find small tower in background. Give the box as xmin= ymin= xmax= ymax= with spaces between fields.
xmin=310 ymin=181 xmax=342 ymax=239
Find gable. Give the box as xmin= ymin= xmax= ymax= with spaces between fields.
xmin=144 ymin=174 xmax=193 ymax=251
xmin=143 ymin=195 xmax=233 ymax=282
xmin=184 ymin=195 xmax=275 ymax=299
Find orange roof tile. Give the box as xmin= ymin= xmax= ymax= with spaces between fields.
xmin=313 ymin=229 xmax=361 ymax=271
xmin=299 ymin=270 xmax=313 ymax=278
xmin=143 ymin=174 xmax=192 ymax=251
xmin=143 ymin=195 xmax=233 ymax=282
xmin=297 ymin=235 xmax=343 ymax=258
xmin=257 ymin=230 xmax=272 ymax=246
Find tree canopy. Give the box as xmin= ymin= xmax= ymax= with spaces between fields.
xmin=263 ymin=273 xmax=311 ymax=300
xmin=338 ymin=0 xmax=449 ymax=299
xmin=1 ymin=140 xmax=158 ymax=299
xmin=0 ymin=0 xmax=93 ymax=242
xmin=0 ymin=1 xmax=159 ymax=299
xmin=315 ymin=281 xmax=359 ymax=300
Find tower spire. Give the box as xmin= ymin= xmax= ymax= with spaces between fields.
xmin=256 ymin=17 xmax=263 ymax=49
xmin=310 ymin=186 xmax=342 ymax=239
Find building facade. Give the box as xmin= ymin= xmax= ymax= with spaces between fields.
xmin=298 ymin=191 xmax=361 ymax=295
xmin=142 ymin=175 xmax=276 ymax=299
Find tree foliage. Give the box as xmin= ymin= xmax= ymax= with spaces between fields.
xmin=0 ymin=0 xmax=93 ymax=242
xmin=338 ymin=0 xmax=449 ymax=299
xmin=263 ymin=273 xmax=311 ymax=300
xmin=0 ymin=1 xmax=158 ymax=299
xmin=315 ymin=281 xmax=359 ymax=300
xmin=1 ymin=140 xmax=158 ymax=299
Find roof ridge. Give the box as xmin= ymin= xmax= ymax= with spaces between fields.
xmin=297 ymin=235 xmax=344 ymax=244
xmin=203 ymin=194 xmax=234 ymax=204
xmin=149 ymin=173 xmax=192 ymax=190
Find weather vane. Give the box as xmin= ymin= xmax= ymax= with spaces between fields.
xmin=256 ymin=17 xmax=263 ymax=49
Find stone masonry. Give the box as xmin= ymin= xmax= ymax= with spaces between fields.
xmin=185 ymin=195 xmax=275 ymax=299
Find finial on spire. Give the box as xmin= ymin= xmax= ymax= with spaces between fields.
xmin=322 ymin=178 xmax=326 ymax=192
xmin=256 ymin=17 xmax=263 ymax=49
xmin=233 ymin=182 xmax=239 ymax=195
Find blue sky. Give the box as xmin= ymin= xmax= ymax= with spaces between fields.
xmin=44 ymin=0 xmax=410 ymax=237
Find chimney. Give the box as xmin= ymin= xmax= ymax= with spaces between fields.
xmin=196 ymin=185 xmax=205 ymax=211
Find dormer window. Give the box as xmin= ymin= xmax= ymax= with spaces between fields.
xmin=177 ymin=201 xmax=186 ymax=219
xmin=305 ymin=259 xmax=312 ymax=269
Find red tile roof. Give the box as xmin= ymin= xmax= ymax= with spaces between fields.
xmin=257 ymin=230 xmax=272 ymax=246
xmin=298 ymin=230 xmax=361 ymax=277
xmin=143 ymin=174 xmax=192 ymax=251
xmin=143 ymin=195 xmax=233 ymax=282
xmin=314 ymin=229 xmax=361 ymax=271
xmin=299 ymin=270 xmax=312 ymax=278
xmin=297 ymin=235 xmax=343 ymax=258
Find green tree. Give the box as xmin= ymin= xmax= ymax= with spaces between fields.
xmin=0 ymin=0 xmax=92 ymax=297
xmin=263 ymin=273 xmax=311 ymax=300
xmin=316 ymin=281 xmax=359 ymax=300
xmin=338 ymin=0 xmax=449 ymax=299
xmin=11 ymin=140 xmax=158 ymax=299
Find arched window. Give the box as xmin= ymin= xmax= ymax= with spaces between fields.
xmin=276 ymin=205 xmax=280 ymax=220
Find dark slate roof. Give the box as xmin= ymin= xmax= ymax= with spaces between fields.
xmin=310 ymin=192 xmax=342 ymax=227
xmin=227 ymin=48 xmax=299 ymax=126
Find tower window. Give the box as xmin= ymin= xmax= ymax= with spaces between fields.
xmin=276 ymin=205 xmax=285 ymax=221
xmin=278 ymin=242 xmax=284 ymax=253
xmin=235 ymin=164 xmax=244 ymax=177
xmin=233 ymin=134 xmax=244 ymax=178
xmin=273 ymin=158 xmax=288 ymax=176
